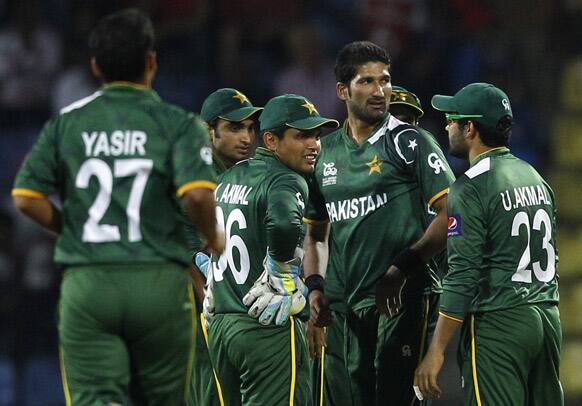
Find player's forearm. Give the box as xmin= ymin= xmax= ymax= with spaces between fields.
xmin=303 ymin=222 xmax=330 ymax=278
xmin=182 ymin=188 xmax=219 ymax=246
xmin=426 ymin=314 xmax=462 ymax=355
xmin=411 ymin=196 xmax=448 ymax=261
xmin=13 ymin=196 xmax=62 ymax=234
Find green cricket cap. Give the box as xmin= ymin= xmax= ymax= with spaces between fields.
xmin=259 ymin=94 xmax=339 ymax=131
xmin=390 ymin=85 xmax=424 ymax=117
xmin=200 ymin=88 xmax=263 ymax=123
xmin=431 ymin=82 xmax=512 ymax=128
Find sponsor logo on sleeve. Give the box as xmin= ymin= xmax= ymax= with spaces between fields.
xmin=447 ymin=214 xmax=462 ymax=237
xmin=428 ymin=152 xmax=447 ymax=174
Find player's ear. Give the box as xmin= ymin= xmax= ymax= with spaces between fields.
xmin=204 ymin=122 xmax=216 ymax=142
xmin=263 ymin=131 xmax=278 ymax=152
xmin=90 ymin=57 xmax=102 ymax=79
xmin=337 ymin=82 xmax=349 ymax=101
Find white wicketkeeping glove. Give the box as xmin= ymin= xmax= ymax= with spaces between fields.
xmin=202 ymin=260 xmax=215 ymax=328
xmin=242 ymin=251 xmax=308 ymax=326
xmin=194 ymin=251 xmax=210 ymax=278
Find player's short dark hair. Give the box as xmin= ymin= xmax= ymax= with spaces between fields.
xmin=464 ymin=116 xmax=513 ymax=147
xmin=261 ymin=126 xmax=288 ymax=141
xmin=334 ymin=41 xmax=391 ymax=84
xmin=88 ymin=8 xmax=155 ymax=83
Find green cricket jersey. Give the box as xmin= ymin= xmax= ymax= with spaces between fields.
xmin=211 ymin=148 xmax=309 ymax=315
xmin=13 ymin=83 xmax=216 ymax=267
xmin=440 ymin=147 xmax=559 ymax=320
xmin=305 ymin=115 xmax=455 ymax=311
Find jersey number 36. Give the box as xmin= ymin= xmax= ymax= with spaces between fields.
xmin=213 ymin=207 xmax=250 ymax=284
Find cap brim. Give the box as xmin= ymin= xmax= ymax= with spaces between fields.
xmin=391 ymin=102 xmax=424 ymax=118
xmin=286 ymin=116 xmax=339 ymax=130
xmin=219 ymin=106 xmax=263 ymax=122
xmin=431 ymin=95 xmax=457 ymax=112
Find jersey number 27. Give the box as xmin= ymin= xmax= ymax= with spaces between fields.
xmin=75 ymin=158 xmax=153 ymax=243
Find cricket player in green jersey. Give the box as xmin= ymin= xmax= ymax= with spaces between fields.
xmin=414 ymin=83 xmax=563 ymax=405
xmin=303 ymin=41 xmax=455 ymax=405
xmin=185 ymin=88 xmax=262 ymax=406
xmin=11 ymin=9 xmax=224 ymax=405
xmin=204 ymin=94 xmax=338 ymax=405
xmin=390 ymin=86 xmax=449 ymax=281
xmin=389 ymin=85 xmax=424 ymax=126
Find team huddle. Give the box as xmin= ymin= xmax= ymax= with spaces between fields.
xmin=11 ymin=8 xmax=563 ymax=406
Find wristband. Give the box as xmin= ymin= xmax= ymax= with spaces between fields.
xmin=305 ymin=274 xmax=325 ymax=294
xmin=391 ymin=247 xmax=424 ymax=277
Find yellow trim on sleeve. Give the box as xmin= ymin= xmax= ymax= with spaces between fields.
xmin=302 ymin=217 xmax=329 ymax=225
xmin=59 ymin=345 xmax=72 ymax=406
xmin=11 ymin=188 xmax=48 ymax=199
xmin=184 ymin=284 xmax=197 ymax=399
xmin=177 ymin=180 xmax=217 ymax=197
xmin=428 ymin=188 xmax=449 ymax=207
xmin=471 ymin=315 xmax=483 ymax=406
xmin=200 ymin=313 xmax=225 ymax=406
xmin=439 ymin=311 xmax=464 ymax=323
xmin=289 ymin=316 xmax=297 ymax=406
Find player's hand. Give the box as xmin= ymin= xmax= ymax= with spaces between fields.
xmin=376 ymin=265 xmax=406 ymax=317
xmin=202 ymin=262 xmax=215 ymax=327
xmin=414 ymin=348 xmax=444 ymax=400
xmin=243 ymin=270 xmax=307 ymax=326
xmin=309 ymin=290 xmax=332 ymax=327
xmin=202 ymin=284 xmax=214 ymax=327
xmin=264 ymin=254 xmax=307 ymax=296
xmin=194 ymin=251 xmax=210 ymax=278
xmin=205 ymin=230 xmax=225 ymax=256
xmin=188 ymin=264 xmax=207 ymax=307
xmin=306 ymin=320 xmax=326 ymax=359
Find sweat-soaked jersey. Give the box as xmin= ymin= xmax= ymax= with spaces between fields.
xmin=210 ymin=148 xmax=309 ymax=315
xmin=305 ymin=115 xmax=455 ymax=311
xmin=12 ymin=83 xmax=216 ymax=267
xmin=440 ymin=147 xmax=559 ymax=321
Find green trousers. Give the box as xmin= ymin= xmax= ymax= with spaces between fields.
xmin=187 ymin=311 xmax=222 ymax=406
xmin=459 ymin=304 xmax=563 ymax=406
xmin=315 ymin=295 xmax=438 ymax=406
xmin=208 ymin=313 xmax=311 ymax=406
xmin=58 ymin=263 xmax=195 ymax=406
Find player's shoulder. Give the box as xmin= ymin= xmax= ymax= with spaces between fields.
xmin=451 ymin=158 xmax=491 ymax=198
xmin=59 ymin=91 xmax=104 ymax=116
xmin=266 ymin=164 xmax=308 ymax=191
xmin=320 ymin=126 xmax=345 ymax=148
xmin=368 ymin=115 xmax=421 ymax=151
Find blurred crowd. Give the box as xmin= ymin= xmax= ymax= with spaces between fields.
xmin=0 ymin=0 xmax=580 ymax=403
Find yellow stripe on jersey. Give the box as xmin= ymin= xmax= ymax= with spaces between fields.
xmin=200 ymin=313 xmax=225 ymax=406
xmin=177 ymin=180 xmax=217 ymax=197
xmin=471 ymin=315 xmax=483 ymax=406
xmin=105 ymin=81 xmax=150 ymax=91
xmin=11 ymin=188 xmax=48 ymax=199
xmin=320 ymin=345 xmax=326 ymax=406
xmin=59 ymin=346 xmax=72 ymax=406
xmin=439 ymin=311 xmax=464 ymax=323
xmin=289 ymin=316 xmax=297 ymax=406
xmin=428 ymin=188 xmax=449 ymax=207
xmin=302 ymin=217 xmax=329 ymax=225
xmin=184 ymin=284 xmax=197 ymax=399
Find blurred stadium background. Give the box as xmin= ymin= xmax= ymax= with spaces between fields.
xmin=1 ymin=0 xmax=581 ymax=404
